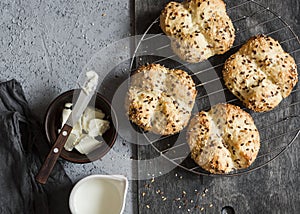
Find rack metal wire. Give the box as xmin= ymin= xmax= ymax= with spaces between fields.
xmin=130 ymin=0 xmax=300 ymax=176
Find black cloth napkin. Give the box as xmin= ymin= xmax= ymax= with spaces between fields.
xmin=0 ymin=79 xmax=72 ymax=214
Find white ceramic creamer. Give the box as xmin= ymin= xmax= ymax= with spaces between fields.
xmin=69 ymin=175 xmax=128 ymax=214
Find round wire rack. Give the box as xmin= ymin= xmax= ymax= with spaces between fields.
xmin=130 ymin=0 xmax=300 ymax=176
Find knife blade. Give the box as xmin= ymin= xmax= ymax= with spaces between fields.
xmin=36 ymin=71 xmax=99 ymax=184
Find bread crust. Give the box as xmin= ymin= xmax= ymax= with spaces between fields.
xmin=127 ymin=64 xmax=197 ymax=135
xmin=160 ymin=0 xmax=235 ymax=63
xmin=187 ymin=103 xmax=260 ymax=174
xmin=223 ymin=35 xmax=298 ymax=112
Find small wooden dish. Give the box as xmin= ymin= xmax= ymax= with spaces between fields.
xmin=44 ymin=89 xmax=118 ymax=163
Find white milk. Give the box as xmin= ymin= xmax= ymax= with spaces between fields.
xmin=70 ymin=175 xmax=128 ymax=214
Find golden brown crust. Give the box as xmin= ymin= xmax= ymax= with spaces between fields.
xmin=223 ymin=35 xmax=298 ymax=112
xmin=126 ymin=64 xmax=197 ymax=135
xmin=186 ymin=103 xmax=260 ymax=174
xmin=160 ymin=0 xmax=235 ymax=63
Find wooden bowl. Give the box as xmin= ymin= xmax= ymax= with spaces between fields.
xmin=44 ymin=89 xmax=118 ymax=163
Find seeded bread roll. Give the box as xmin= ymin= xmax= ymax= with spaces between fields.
xmin=160 ymin=0 xmax=235 ymax=63
xmin=126 ymin=64 xmax=197 ymax=135
xmin=223 ymin=35 xmax=298 ymax=112
xmin=187 ymin=103 xmax=260 ymax=174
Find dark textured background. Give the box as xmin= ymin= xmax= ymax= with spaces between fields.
xmin=135 ymin=0 xmax=300 ymax=214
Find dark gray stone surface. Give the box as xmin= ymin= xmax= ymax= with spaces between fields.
xmin=135 ymin=0 xmax=300 ymax=214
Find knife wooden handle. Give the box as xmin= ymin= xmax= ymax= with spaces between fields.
xmin=36 ymin=124 xmax=73 ymax=184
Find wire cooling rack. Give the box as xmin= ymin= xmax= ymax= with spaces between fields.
xmin=130 ymin=0 xmax=300 ymax=176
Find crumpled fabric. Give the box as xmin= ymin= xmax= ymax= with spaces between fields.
xmin=0 ymin=79 xmax=72 ymax=214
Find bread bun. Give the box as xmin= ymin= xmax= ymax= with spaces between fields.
xmin=223 ymin=35 xmax=298 ymax=112
xmin=187 ymin=103 xmax=260 ymax=174
xmin=160 ymin=0 xmax=235 ymax=63
xmin=127 ymin=64 xmax=197 ymax=135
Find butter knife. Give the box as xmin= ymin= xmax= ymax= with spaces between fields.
xmin=36 ymin=71 xmax=98 ymax=184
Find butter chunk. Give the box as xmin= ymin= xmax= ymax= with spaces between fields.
xmin=87 ymin=118 xmax=110 ymax=137
xmin=64 ymin=133 xmax=80 ymax=151
xmin=83 ymin=71 xmax=99 ymax=95
xmin=82 ymin=107 xmax=105 ymax=132
xmin=75 ymin=134 xmax=103 ymax=155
